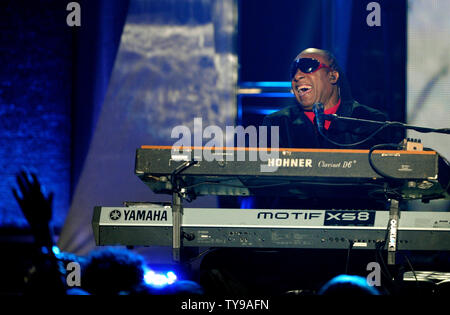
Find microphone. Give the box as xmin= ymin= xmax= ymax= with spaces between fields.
xmin=313 ymin=103 xmax=325 ymax=132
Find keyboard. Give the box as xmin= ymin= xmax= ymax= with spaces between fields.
xmin=93 ymin=205 xmax=450 ymax=250
xmin=135 ymin=146 xmax=450 ymax=202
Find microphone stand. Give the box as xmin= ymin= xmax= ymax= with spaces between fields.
xmin=323 ymin=114 xmax=450 ymax=135
xmin=313 ymin=103 xmax=450 ymax=268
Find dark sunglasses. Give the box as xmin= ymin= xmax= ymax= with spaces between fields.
xmin=290 ymin=58 xmax=332 ymax=78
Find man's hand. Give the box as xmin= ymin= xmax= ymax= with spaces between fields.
xmin=12 ymin=171 xmax=68 ymax=295
xmin=12 ymin=170 xmax=54 ymax=246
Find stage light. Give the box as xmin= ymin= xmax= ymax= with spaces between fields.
xmin=41 ymin=245 xmax=61 ymax=256
xmin=52 ymin=245 xmax=61 ymax=256
xmin=166 ymin=271 xmax=177 ymax=284
xmin=143 ymin=268 xmax=178 ymax=287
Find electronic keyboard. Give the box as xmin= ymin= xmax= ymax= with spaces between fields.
xmin=135 ymin=146 xmax=450 ymax=202
xmin=93 ymin=205 xmax=450 ymax=251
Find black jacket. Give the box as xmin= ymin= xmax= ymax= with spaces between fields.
xmin=245 ymin=99 xmax=397 ymax=210
xmin=262 ymin=99 xmax=395 ymax=149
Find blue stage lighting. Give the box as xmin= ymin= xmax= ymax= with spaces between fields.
xmin=143 ymin=268 xmax=178 ymax=287
xmin=254 ymin=108 xmax=280 ymax=115
xmin=52 ymin=245 xmax=61 ymax=256
xmin=319 ymin=274 xmax=381 ymax=295
xmin=239 ymin=196 xmax=255 ymax=209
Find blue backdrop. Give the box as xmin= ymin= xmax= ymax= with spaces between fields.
xmin=1 ymin=0 xmax=421 ymax=258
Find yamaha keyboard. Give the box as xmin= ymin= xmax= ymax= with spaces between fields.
xmin=135 ymin=146 xmax=450 ymax=202
xmin=93 ymin=205 xmax=450 ymax=250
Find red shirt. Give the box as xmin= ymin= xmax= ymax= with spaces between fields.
xmin=304 ymin=99 xmax=341 ymax=130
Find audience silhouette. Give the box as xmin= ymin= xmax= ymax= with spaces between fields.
xmin=12 ymin=170 xmax=203 ymax=295
xmin=12 ymin=170 xmax=449 ymax=297
xmin=13 ymin=170 xmax=68 ymax=295
xmin=318 ymin=274 xmax=381 ymax=296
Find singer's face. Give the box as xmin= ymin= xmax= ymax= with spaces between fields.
xmin=291 ymin=53 xmax=335 ymax=110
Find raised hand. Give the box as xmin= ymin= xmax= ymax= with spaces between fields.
xmin=12 ymin=170 xmax=54 ymax=247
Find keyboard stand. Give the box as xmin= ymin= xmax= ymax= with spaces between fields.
xmin=169 ymin=196 xmax=404 ymax=265
xmin=170 ymin=160 xmax=198 ymax=263
xmin=172 ymin=191 xmax=183 ymax=262
xmin=387 ymin=199 xmax=400 ymax=265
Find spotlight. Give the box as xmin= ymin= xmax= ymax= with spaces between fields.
xmin=166 ymin=271 xmax=177 ymax=284
xmin=143 ymin=268 xmax=178 ymax=287
xmin=52 ymin=245 xmax=61 ymax=256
